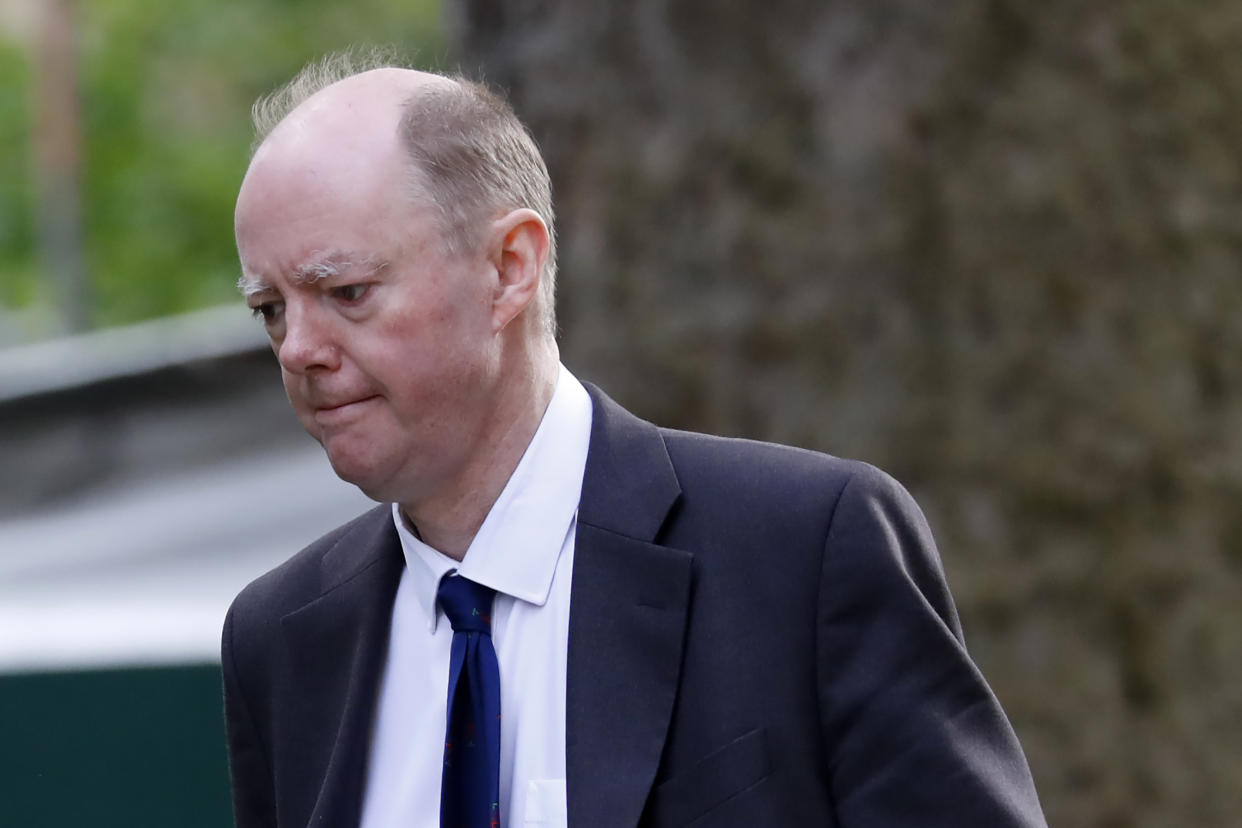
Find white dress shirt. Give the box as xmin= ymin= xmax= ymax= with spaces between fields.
xmin=359 ymin=365 xmax=592 ymax=828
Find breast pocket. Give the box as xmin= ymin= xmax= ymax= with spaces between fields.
xmin=644 ymin=728 xmax=770 ymax=828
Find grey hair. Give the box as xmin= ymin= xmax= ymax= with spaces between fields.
xmin=398 ymin=81 xmax=557 ymax=339
xmin=250 ymin=49 xmax=558 ymax=339
xmin=250 ymin=46 xmax=407 ymax=150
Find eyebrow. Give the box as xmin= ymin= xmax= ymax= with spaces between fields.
xmin=236 ymin=250 xmax=389 ymax=298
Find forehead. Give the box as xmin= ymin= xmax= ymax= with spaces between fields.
xmin=237 ymin=96 xmax=416 ymax=227
xmin=237 ymin=140 xmax=408 ymax=228
xmin=235 ymin=150 xmax=439 ymax=283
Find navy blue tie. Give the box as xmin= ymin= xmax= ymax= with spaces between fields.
xmin=438 ymin=574 xmax=501 ymax=828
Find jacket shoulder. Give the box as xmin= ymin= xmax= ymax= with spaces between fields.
xmin=226 ymin=503 xmax=393 ymax=624
xmin=659 ymin=427 xmax=911 ymax=518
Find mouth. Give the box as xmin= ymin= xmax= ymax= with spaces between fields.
xmin=312 ymin=395 xmax=380 ymax=424
xmin=316 ymin=395 xmax=377 ymax=412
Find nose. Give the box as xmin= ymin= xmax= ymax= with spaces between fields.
xmin=276 ymin=305 xmax=340 ymax=374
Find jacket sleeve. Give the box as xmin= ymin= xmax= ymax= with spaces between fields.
xmin=222 ymin=604 xmax=278 ymax=828
xmin=816 ymin=465 xmax=1047 ymax=826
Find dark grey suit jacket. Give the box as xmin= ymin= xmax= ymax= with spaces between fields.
xmin=223 ymin=385 xmax=1046 ymax=827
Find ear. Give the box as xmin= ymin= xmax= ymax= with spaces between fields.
xmin=487 ymin=208 xmax=550 ymax=333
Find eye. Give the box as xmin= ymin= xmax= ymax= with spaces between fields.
xmin=331 ymin=283 xmax=371 ymax=303
xmin=250 ymin=300 xmax=284 ymax=323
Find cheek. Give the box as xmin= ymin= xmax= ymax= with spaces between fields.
xmin=280 ymin=372 xmax=317 ymax=426
xmin=280 ymin=369 xmax=303 ymax=403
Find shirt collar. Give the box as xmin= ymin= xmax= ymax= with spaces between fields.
xmin=391 ymin=364 xmax=593 ymax=632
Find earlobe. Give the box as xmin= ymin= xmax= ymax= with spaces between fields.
xmin=490 ymin=208 xmax=549 ymax=332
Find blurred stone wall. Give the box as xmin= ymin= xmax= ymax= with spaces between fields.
xmin=451 ymin=2 xmax=1242 ymax=826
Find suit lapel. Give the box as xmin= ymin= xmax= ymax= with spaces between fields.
xmin=280 ymin=508 xmax=404 ymax=827
xmin=567 ymin=385 xmax=691 ymax=828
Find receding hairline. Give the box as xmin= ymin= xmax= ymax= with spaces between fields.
xmin=249 ymin=47 xmax=415 ymax=149
xmin=251 ymin=68 xmax=460 ymax=160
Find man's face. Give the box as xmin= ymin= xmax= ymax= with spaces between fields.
xmin=235 ymin=146 xmax=503 ymax=505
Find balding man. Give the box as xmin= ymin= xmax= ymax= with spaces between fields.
xmin=223 ymin=54 xmax=1046 ymax=828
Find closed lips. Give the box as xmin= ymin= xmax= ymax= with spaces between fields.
xmin=316 ymin=395 xmax=377 ymax=411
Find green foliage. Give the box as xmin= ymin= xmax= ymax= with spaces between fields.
xmin=0 ymin=41 xmax=35 ymax=312
xmin=0 ymin=0 xmax=442 ymax=335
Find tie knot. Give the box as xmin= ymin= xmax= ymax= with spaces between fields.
xmin=437 ymin=575 xmax=496 ymax=634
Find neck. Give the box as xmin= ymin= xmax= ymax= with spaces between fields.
xmin=401 ymin=341 xmax=559 ymax=560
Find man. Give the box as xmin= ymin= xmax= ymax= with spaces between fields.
xmin=223 ymin=53 xmax=1046 ymax=828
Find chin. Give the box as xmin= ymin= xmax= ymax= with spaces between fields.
xmin=324 ymin=446 xmax=389 ymax=498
